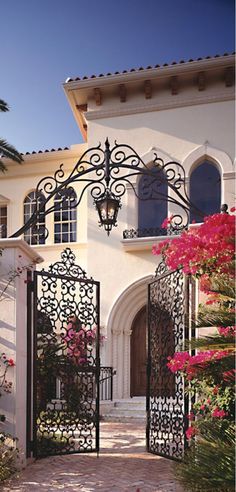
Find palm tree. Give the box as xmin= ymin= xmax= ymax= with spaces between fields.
xmin=0 ymin=99 xmax=23 ymax=172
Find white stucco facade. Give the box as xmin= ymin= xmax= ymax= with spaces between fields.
xmin=0 ymin=54 xmax=235 ymax=401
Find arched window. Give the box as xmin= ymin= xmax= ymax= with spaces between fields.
xmin=190 ymin=161 xmax=221 ymax=223
xmin=24 ymin=191 xmax=46 ymax=245
xmin=138 ymin=166 xmax=168 ymax=235
xmin=54 ymin=188 xmax=77 ymax=243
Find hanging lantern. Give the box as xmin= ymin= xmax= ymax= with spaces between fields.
xmin=94 ymin=189 xmax=121 ymax=235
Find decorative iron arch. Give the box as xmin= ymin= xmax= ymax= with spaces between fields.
xmin=10 ymin=139 xmax=205 ymax=239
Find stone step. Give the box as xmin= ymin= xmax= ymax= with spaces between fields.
xmin=100 ymin=398 xmax=146 ymax=422
xmin=114 ymin=400 xmax=145 ymax=411
xmin=101 ymin=412 xmax=146 ymax=422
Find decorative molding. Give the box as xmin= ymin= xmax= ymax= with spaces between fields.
xmin=94 ymin=88 xmax=102 ymax=106
xmin=144 ymin=79 xmax=152 ymax=99
xmin=85 ymin=89 xmax=234 ymax=120
xmin=222 ymin=171 xmax=236 ymax=180
xmin=119 ymin=84 xmax=127 ymax=102
xmin=182 ymin=144 xmax=233 ymax=176
xmin=76 ymin=103 xmax=87 ymax=112
xmin=197 ymin=71 xmax=206 ymax=91
xmin=224 ymin=67 xmax=234 ymax=87
xmin=107 ymin=275 xmax=152 ymax=399
xmin=170 ymin=76 xmax=178 ymax=95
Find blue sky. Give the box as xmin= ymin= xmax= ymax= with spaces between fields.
xmin=1 ymin=0 xmax=235 ymax=153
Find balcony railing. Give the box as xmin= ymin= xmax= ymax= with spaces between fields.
xmin=123 ymin=227 xmax=167 ymax=239
xmin=123 ymin=226 xmax=185 ymax=239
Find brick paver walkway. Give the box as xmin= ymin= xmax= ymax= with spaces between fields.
xmin=2 ymin=421 xmax=183 ymax=492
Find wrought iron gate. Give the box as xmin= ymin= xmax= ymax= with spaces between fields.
xmin=146 ymin=262 xmax=195 ymax=460
xmin=28 ymin=248 xmax=100 ymax=458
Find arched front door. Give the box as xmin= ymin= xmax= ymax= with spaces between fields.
xmin=130 ymin=306 xmax=147 ymax=397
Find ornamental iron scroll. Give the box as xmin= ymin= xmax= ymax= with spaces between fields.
xmin=11 ymin=140 xmax=204 ymax=240
xmin=32 ymin=248 xmax=100 ymax=457
xmin=147 ymin=265 xmax=192 ymax=460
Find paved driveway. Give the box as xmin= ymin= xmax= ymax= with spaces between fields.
xmin=2 ymin=421 xmax=183 ymax=492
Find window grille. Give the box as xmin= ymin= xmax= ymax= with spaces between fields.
xmin=24 ymin=191 xmax=46 ymax=245
xmin=54 ymin=188 xmax=77 ymax=243
xmin=138 ymin=166 xmax=168 ymax=231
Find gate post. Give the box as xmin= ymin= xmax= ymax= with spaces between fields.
xmin=0 ymin=239 xmax=43 ymax=465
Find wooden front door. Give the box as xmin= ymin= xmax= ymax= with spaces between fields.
xmin=130 ymin=306 xmax=147 ymax=397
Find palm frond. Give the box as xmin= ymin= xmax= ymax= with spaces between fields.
xmin=186 ymin=334 xmax=235 ymax=352
xmin=0 ymin=138 xmax=23 ymax=171
xmin=0 ymin=99 xmax=9 ymax=112
xmin=175 ymin=422 xmax=235 ymax=491
xmin=197 ymin=308 xmax=235 ymax=328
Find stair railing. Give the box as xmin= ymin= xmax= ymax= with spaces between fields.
xmin=99 ymin=366 xmax=116 ymax=401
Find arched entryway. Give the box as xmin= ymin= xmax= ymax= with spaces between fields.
xmin=106 ymin=276 xmax=152 ymax=399
xmin=130 ymin=306 xmax=147 ymax=397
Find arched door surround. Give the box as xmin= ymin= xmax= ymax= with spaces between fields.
xmin=106 ymin=276 xmax=152 ymax=399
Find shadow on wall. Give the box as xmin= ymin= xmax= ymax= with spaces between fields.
xmin=95 ymin=102 xmax=234 ymax=159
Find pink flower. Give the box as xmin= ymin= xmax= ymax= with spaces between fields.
xmin=167 ymin=352 xmax=190 ymax=373
xmin=7 ymin=359 xmax=15 ymax=367
xmin=230 ymin=206 xmax=236 ymax=212
xmin=186 ymin=426 xmax=197 ymax=440
xmin=223 ymin=369 xmax=236 ymax=382
xmin=212 ymin=407 xmax=228 ymax=418
xmin=218 ymin=326 xmax=236 ymax=337
xmin=153 ymin=213 xmax=235 ymax=276
xmin=161 ymin=215 xmax=174 ymax=229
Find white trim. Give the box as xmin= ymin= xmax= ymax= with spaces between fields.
xmin=183 ymin=143 xmax=233 ymax=176
xmin=106 ymin=275 xmax=151 ymax=399
xmin=121 ymin=236 xmax=167 ymax=252
xmin=0 ymin=238 xmax=44 ymax=263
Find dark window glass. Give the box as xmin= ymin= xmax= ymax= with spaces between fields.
xmin=138 ymin=166 xmax=168 ymax=234
xmin=0 ymin=206 xmax=7 ymax=238
xmin=190 ymin=161 xmax=221 ymax=223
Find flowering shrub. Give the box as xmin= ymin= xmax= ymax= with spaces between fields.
xmin=153 ymin=212 xmax=235 ymax=490
xmin=0 ymin=353 xmax=17 ymax=481
xmin=63 ymin=324 xmax=97 ymax=364
xmin=153 ymin=213 xmax=235 ymax=276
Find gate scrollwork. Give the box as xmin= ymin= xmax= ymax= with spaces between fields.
xmin=33 ymin=248 xmax=100 ymax=457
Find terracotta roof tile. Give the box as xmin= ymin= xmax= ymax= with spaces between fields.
xmin=65 ymin=52 xmax=235 ymax=83
xmin=22 ymin=147 xmax=69 ymax=156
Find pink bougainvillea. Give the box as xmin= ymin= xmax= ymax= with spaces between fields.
xmin=186 ymin=426 xmax=197 ymax=440
xmin=211 ymin=407 xmax=228 ymax=418
xmin=218 ymin=326 xmax=236 ymax=337
xmin=152 ymin=213 xmax=235 ymax=277
xmin=167 ymin=349 xmax=233 ymax=381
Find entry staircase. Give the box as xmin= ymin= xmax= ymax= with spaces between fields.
xmin=100 ymin=397 xmax=146 ymax=421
